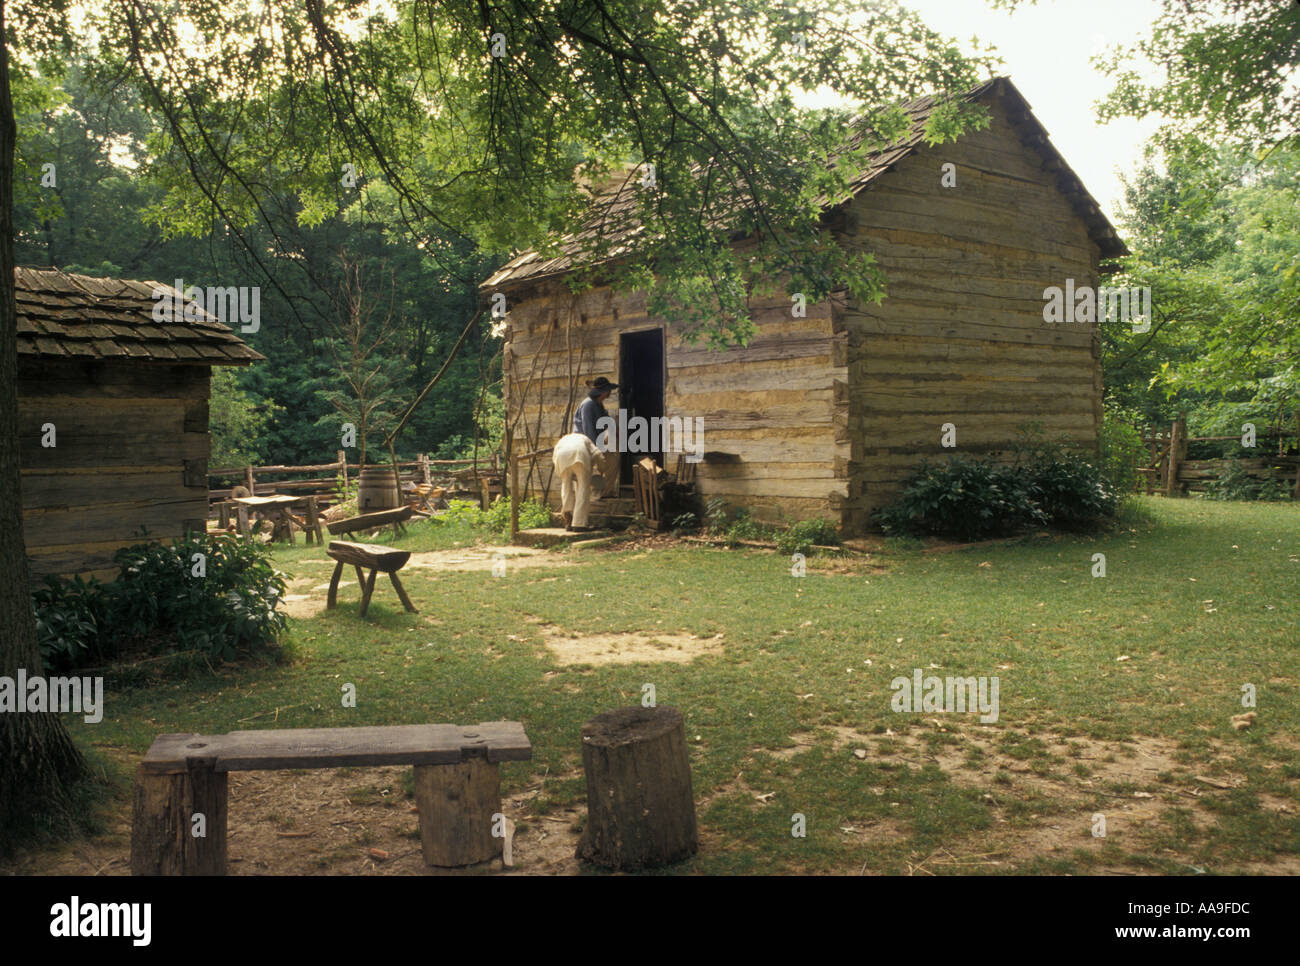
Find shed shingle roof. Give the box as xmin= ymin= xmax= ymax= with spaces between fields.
xmin=481 ymin=76 xmax=1127 ymax=292
xmin=15 ymin=267 xmax=264 ymax=365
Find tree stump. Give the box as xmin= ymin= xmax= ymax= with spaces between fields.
xmin=576 ymin=706 xmax=698 ymax=869
xmin=413 ymin=759 xmax=501 ymax=866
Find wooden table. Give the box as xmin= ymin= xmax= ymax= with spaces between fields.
xmin=231 ymin=495 xmax=304 ymax=543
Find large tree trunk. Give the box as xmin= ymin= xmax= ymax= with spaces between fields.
xmin=0 ymin=0 xmax=87 ymax=858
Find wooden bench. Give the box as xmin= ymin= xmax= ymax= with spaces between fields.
xmin=130 ymin=722 xmax=532 ymax=873
xmin=327 ymin=504 xmax=413 ymax=540
xmin=326 ymin=541 xmax=417 ymax=617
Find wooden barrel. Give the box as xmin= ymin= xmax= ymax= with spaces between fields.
xmin=357 ymin=468 xmax=401 ymax=512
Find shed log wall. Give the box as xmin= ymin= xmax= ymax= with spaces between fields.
xmin=18 ymin=358 xmax=211 ymax=579
xmin=502 ymin=285 xmax=842 ymax=521
xmin=836 ymin=95 xmax=1104 ymax=531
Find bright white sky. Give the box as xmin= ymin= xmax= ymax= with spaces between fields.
xmin=903 ymin=0 xmax=1167 ymax=219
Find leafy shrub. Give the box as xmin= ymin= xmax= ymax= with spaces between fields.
xmin=434 ymin=497 xmax=552 ymax=535
xmin=1024 ymin=453 xmax=1118 ymax=529
xmin=333 ymin=471 xmax=358 ymax=504
xmin=875 ymin=456 xmax=1044 ymax=541
xmin=1099 ymin=406 xmax=1148 ymax=494
xmin=703 ymin=497 xmax=730 ymax=534
xmin=108 ymin=531 xmax=288 ymax=660
xmin=671 ymin=512 xmax=699 ymax=531
xmin=30 ymin=532 xmax=288 ymax=673
xmin=876 ymin=445 xmax=1119 ymax=541
xmin=1204 ymin=463 xmax=1293 ymax=501
xmin=776 ymin=518 xmax=841 ymax=556
xmin=723 ymin=507 xmax=778 ymax=543
xmin=32 ymin=575 xmax=109 ymax=673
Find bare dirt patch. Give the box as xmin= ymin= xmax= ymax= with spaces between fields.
xmin=530 ymin=620 xmax=727 ymax=666
xmin=406 ymin=546 xmax=572 ymax=573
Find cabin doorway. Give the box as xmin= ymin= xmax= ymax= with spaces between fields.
xmin=617 ymin=328 xmax=666 ymax=483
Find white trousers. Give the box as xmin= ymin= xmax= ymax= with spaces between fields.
xmin=553 ymin=433 xmax=606 ymax=527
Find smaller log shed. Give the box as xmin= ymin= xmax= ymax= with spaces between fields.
xmin=14 ymin=267 xmax=264 ymax=582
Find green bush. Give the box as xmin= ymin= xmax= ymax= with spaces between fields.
xmin=875 ymin=444 xmax=1119 ymax=541
xmin=1099 ymin=406 xmax=1148 ymax=494
xmin=32 ymin=574 xmax=109 ymax=673
xmin=29 ymin=532 xmax=288 ymax=673
xmin=875 ymin=456 xmax=1043 ymax=542
xmin=1024 ymin=453 xmax=1118 ymax=529
xmin=108 ymin=531 xmax=288 ymax=661
xmin=434 ymin=497 xmax=552 ymax=535
xmin=776 ymin=518 xmax=841 ymax=556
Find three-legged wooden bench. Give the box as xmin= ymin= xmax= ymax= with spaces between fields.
xmin=326 ymin=540 xmax=417 ymax=617
xmin=130 ymin=722 xmax=532 ymax=874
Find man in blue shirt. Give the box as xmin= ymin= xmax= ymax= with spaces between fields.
xmin=571 ymin=376 xmax=617 ymax=502
xmin=574 ymin=376 xmax=617 ymax=443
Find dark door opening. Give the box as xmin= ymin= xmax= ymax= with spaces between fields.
xmin=618 ymin=329 xmax=666 ymax=483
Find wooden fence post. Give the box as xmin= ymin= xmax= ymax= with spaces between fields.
xmin=1165 ymin=414 xmax=1186 ymax=497
xmin=245 ymin=464 xmax=255 ymax=496
xmin=507 ymin=428 xmax=519 ymax=541
xmin=338 ymin=450 xmax=348 ymax=492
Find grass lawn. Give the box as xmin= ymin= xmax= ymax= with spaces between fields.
xmin=20 ymin=497 xmax=1300 ymax=875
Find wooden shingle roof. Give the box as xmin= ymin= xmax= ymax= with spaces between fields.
xmin=482 ymin=76 xmax=1127 ymax=292
xmin=15 ymin=267 xmax=264 ymax=365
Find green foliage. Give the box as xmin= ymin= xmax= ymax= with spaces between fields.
xmin=98 ymin=0 xmax=994 ymax=348
xmin=333 ymin=472 xmax=358 ymax=505
xmin=671 ymin=512 xmax=699 ymax=531
xmin=1204 ymin=464 xmax=1294 ymax=502
xmin=108 ymin=532 xmax=288 ymax=661
xmin=1023 ymin=453 xmax=1118 ymax=531
xmin=30 ymin=533 xmax=290 ymax=673
xmin=31 ymin=575 xmax=109 ymax=673
xmin=875 ymin=456 xmax=1043 ymax=542
xmin=1099 ymin=405 xmax=1149 ymax=494
xmin=1093 ymin=0 xmax=1299 ymax=154
xmin=210 ymin=366 xmax=283 ymax=469
xmin=776 ymin=518 xmax=841 ymax=556
xmin=875 ymin=439 xmax=1120 ymax=541
xmin=430 ymin=497 xmax=552 ymax=536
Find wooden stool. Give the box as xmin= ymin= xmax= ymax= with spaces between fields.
xmin=326 ymin=540 xmax=417 ymax=617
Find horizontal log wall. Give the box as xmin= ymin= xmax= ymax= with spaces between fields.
xmin=18 ymin=358 xmax=212 ymax=580
xmin=838 ymin=91 xmax=1105 ymax=531
xmin=501 ymin=285 xmax=840 ymax=523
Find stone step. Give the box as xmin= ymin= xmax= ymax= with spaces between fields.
xmin=515 ymin=527 xmax=612 ymax=548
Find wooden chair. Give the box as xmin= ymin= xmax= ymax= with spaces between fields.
xmin=633 ymin=458 xmax=667 ymax=530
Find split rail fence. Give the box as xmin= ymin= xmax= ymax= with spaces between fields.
xmin=1137 ymin=413 xmax=1300 ymax=498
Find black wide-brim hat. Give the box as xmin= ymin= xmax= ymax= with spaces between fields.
xmin=588 ymin=377 xmax=619 ymax=391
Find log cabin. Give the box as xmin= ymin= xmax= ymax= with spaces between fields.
xmin=484 ymin=76 xmax=1128 ymax=534
xmin=15 ymin=267 xmax=263 ymax=580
